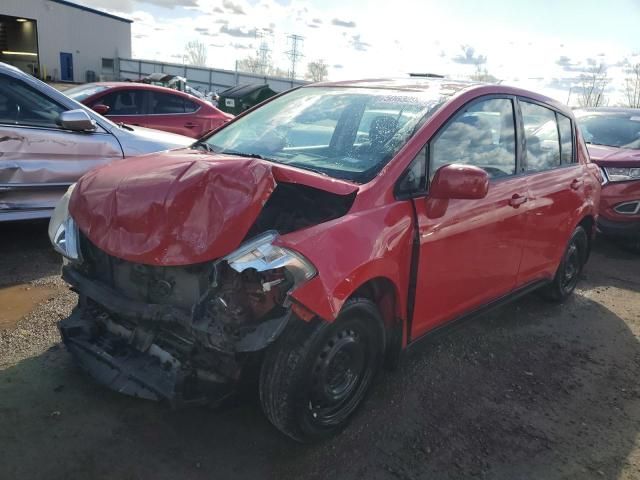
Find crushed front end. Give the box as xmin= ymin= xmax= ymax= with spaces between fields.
xmin=58 ymin=228 xmax=312 ymax=407
xmin=48 ymin=154 xmax=356 ymax=407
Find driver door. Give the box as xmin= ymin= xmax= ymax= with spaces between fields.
xmin=0 ymin=73 xmax=122 ymax=220
xmin=410 ymin=96 xmax=530 ymax=338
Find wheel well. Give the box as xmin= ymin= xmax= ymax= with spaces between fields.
xmin=578 ymin=215 xmax=595 ymax=260
xmin=351 ymin=277 xmax=400 ymax=331
xmin=350 ymin=278 xmax=404 ymax=369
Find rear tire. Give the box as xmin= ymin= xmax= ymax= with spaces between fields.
xmin=541 ymin=226 xmax=588 ymax=302
xmin=259 ymin=298 xmax=385 ymax=442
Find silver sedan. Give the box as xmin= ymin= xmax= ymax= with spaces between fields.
xmin=0 ymin=62 xmax=193 ymax=222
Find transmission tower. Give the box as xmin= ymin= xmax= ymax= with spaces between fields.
xmin=285 ymin=34 xmax=304 ymax=80
xmin=255 ymin=31 xmax=271 ymax=75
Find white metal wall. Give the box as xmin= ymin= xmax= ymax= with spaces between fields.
xmin=118 ymin=58 xmax=308 ymax=94
xmin=1 ymin=0 xmax=132 ymax=82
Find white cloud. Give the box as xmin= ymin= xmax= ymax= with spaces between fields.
xmin=79 ymin=0 xmax=639 ymax=104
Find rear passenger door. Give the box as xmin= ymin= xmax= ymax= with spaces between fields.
xmin=516 ymin=99 xmax=585 ymax=284
xmin=145 ymin=91 xmax=202 ymax=137
xmin=95 ymin=89 xmax=147 ymax=125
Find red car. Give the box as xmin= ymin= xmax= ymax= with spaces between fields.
xmin=576 ymin=108 xmax=640 ymax=250
xmin=64 ymin=82 xmax=233 ymax=138
xmin=50 ymin=79 xmax=600 ymax=441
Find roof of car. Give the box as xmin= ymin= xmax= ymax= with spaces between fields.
xmin=309 ymin=77 xmax=479 ymax=92
xmin=307 ymin=77 xmax=573 ymax=117
xmin=575 ymin=107 xmax=640 ymax=115
xmin=82 ymin=82 xmax=206 ymax=101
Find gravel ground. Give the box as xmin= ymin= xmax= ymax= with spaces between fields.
xmin=1 ymin=220 xmax=639 ymax=480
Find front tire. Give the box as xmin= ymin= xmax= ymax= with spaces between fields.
xmin=259 ymin=298 xmax=385 ymax=442
xmin=542 ymin=226 xmax=588 ymax=302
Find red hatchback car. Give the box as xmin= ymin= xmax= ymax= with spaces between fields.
xmin=50 ymin=79 xmax=601 ymax=441
xmin=576 ymin=108 xmax=640 ymax=250
xmin=65 ymin=82 xmax=233 ymax=138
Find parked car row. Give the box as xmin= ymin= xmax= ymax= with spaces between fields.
xmin=65 ymin=81 xmax=233 ymax=138
xmin=1 ymin=59 xmax=638 ymax=441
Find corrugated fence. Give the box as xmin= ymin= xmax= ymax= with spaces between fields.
xmin=118 ymin=58 xmax=307 ymax=94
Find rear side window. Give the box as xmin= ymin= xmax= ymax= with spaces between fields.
xmin=151 ymin=92 xmax=197 ymax=114
xmin=0 ymin=73 xmax=66 ymax=128
xmin=521 ymin=101 xmax=561 ymax=172
xmin=557 ymin=114 xmax=575 ymax=164
xmin=98 ymin=90 xmax=145 ymax=115
xmin=430 ymin=97 xmax=517 ymax=179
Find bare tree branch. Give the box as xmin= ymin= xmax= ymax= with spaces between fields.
xmin=305 ymin=59 xmax=328 ymax=82
xmin=623 ymin=64 xmax=640 ymax=108
xmin=185 ymin=40 xmax=208 ymax=67
xmin=469 ymin=65 xmax=500 ymax=83
xmin=578 ymin=64 xmax=610 ymax=108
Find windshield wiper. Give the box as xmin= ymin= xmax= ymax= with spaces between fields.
xmin=193 ymin=141 xmax=214 ymax=152
xmin=291 ymin=165 xmax=329 ymax=177
xmin=117 ymin=122 xmax=134 ymax=131
xmin=219 ymin=149 xmax=266 ymax=159
xmin=202 ymin=148 xmax=329 ymax=176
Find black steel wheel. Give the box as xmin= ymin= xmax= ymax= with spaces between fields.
xmin=542 ymin=226 xmax=588 ymax=302
xmin=307 ymin=324 xmax=373 ymax=427
xmin=259 ymin=298 xmax=385 ymax=442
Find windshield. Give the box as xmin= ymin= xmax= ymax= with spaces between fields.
xmin=201 ymin=86 xmax=443 ymax=183
xmin=576 ymin=112 xmax=640 ymax=149
xmin=65 ymin=84 xmax=110 ymax=102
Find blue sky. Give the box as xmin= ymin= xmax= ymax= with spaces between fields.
xmin=83 ymin=0 xmax=640 ymax=104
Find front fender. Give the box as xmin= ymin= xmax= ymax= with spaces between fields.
xmin=275 ymin=202 xmax=415 ymax=322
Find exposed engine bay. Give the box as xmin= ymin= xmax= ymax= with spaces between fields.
xmin=58 ymin=182 xmax=355 ymax=406
xmin=246 ymin=183 xmax=355 ymax=238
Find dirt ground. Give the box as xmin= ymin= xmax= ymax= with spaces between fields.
xmin=1 ymin=220 xmax=639 ymax=480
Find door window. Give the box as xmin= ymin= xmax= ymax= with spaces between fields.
xmin=0 ymin=74 xmax=66 ymax=128
xmin=521 ymin=101 xmax=561 ymax=172
xmin=150 ymin=92 xmax=197 ymax=114
xmin=98 ymin=90 xmax=145 ymax=115
xmin=430 ymin=98 xmax=516 ymax=180
xmin=557 ymin=113 xmax=575 ymax=164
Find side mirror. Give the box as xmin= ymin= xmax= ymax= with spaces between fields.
xmin=430 ymin=164 xmax=489 ymax=200
xmin=57 ymin=109 xmax=97 ymax=132
xmin=92 ymin=104 xmax=110 ymax=115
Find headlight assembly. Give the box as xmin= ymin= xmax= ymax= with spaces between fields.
xmin=223 ymin=231 xmax=316 ymax=289
xmin=603 ymin=167 xmax=640 ymax=183
xmin=48 ymin=184 xmax=82 ymax=262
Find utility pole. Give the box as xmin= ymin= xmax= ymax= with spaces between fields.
xmin=256 ymin=31 xmax=271 ymax=75
xmin=285 ymin=34 xmax=304 ymax=80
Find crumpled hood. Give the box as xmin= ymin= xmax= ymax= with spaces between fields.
xmin=587 ymin=144 xmax=640 ymax=168
xmin=69 ymin=149 xmax=358 ymax=266
xmin=69 ymin=149 xmax=277 ymax=266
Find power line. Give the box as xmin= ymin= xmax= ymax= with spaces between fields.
xmin=255 ymin=30 xmax=271 ymax=75
xmin=285 ymin=34 xmax=304 ymax=80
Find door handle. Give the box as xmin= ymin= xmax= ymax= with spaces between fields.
xmin=570 ymin=179 xmax=583 ymax=190
xmin=509 ymin=194 xmax=528 ymax=208
xmin=184 ymin=122 xmax=199 ymax=128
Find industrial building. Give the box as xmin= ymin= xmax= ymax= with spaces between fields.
xmin=0 ymin=0 xmax=131 ymax=82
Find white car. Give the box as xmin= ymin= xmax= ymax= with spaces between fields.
xmin=0 ymin=62 xmax=193 ymax=222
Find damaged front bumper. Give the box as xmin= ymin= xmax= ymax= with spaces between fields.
xmin=59 ymin=265 xmax=291 ymax=407
xmin=60 ymin=309 xmax=188 ymax=405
